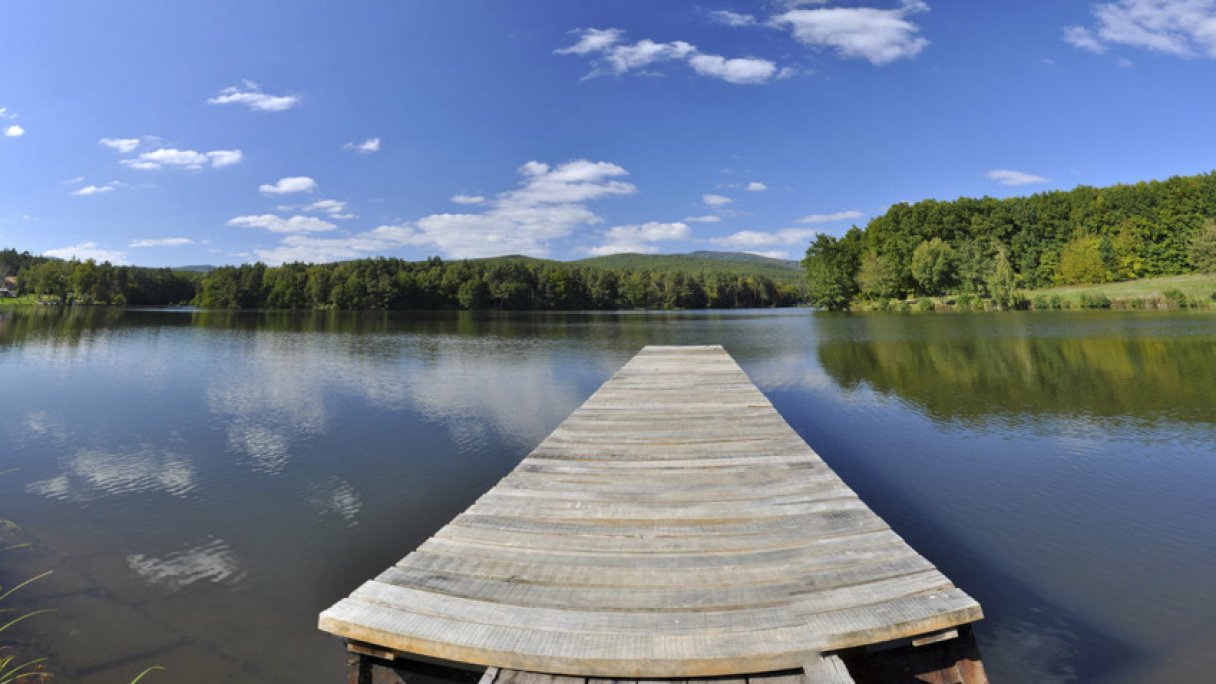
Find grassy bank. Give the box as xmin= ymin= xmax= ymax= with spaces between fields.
xmin=853 ymin=274 xmax=1216 ymax=312
xmin=0 ymin=295 xmax=40 ymax=308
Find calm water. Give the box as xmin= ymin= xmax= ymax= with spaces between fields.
xmin=1 ymin=308 xmax=1214 ymax=683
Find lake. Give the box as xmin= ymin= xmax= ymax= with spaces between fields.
xmin=1 ymin=307 xmax=1214 ymax=683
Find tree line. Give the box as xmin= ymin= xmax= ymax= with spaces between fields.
xmin=802 ymin=171 xmax=1216 ymax=310
xmin=1 ymin=249 xmax=803 ymax=309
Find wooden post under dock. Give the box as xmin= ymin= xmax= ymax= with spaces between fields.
xmin=321 ymin=345 xmax=987 ymax=683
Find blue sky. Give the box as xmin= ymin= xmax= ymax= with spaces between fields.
xmin=3 ymin=1 xmax=1216 ymax=266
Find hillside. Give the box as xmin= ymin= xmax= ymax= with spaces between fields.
xmin=571 ymin=251 xmax=802 ymax=281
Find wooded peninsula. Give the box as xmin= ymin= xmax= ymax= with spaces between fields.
xmin=803 ymin=171 xmax=1216 ymax=310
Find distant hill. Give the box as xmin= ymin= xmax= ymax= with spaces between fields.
xmin=174 ymin=265 xmax=216 ymax=273
xmin=473 ymin=251 xmax=804 ymax=282
xmin=571 ymin=251 xmax=803 ymax=281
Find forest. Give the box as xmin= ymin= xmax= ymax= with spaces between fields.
xmin=802 ymin=171 xmax=1216 ymax=310
xmin=0 ymin=249 xmax=803 ymax=310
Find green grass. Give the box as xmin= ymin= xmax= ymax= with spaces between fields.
xmin=1023 ymin=273 xmax=1216 ymax=306
xmin=0 ymin=295 xmax=39 ymax=308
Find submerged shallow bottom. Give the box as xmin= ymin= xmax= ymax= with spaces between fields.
xmin=1 ymin=308 xmax=1214 ymax=683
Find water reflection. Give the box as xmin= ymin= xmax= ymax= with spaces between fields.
xmin=0 ymin=307 xmax=1213 ymax=684
xmin=815 ymin=312 xmax=1216 ymax=424
xmin=26 ymin=446 xmax=195 ymax=501
xmin=127 ymin=537 xmax=243 ymax=589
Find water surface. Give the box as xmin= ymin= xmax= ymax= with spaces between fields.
xmin=1 ymin=308 xmax=1213 ymax=683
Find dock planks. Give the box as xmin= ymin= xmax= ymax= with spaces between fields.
xmin=319 ymin=345 xmax=982 ymax=678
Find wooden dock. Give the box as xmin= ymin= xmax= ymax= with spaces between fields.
xmin=320 ymin=346 xmax=985 ymax=683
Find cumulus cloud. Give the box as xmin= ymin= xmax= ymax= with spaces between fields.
xmin=557 ymin=28 xmax=787 ymax=84
xmin=710 ymin=227 xmax=819 ymax=248
xmin=44 ymin=242 xmax=129 ymax=264
xmin=303 ymin=199 xmax=356 ymax=219
xmin=343 ymin=137 xmax=381 ymax=153
xmin=100 ymin=137 xmax=141 ymax=153
xmin=772 ymin=1 xmax=931 ymax=65
xmin=985 ymin=169 xmax=1049 ymax=186
xmin=746 ymin=250 xmax=793 ymax=259
xmin=683 ymin=215 xmax=723 ymax=223
xmin=206 ymin=150 xmax=243 ymax=168
xmin=72 ymin=181 xmax=122 ymax=196
xmin=259 ymin=176 xmax=318 ymax=195
xmin=709 ymin=10 xmax=757 ymax=27
xmin=688 ymin=54 xmax=780 ymax=84
xmin=1064 ymin=26 xmax=1107 ymax=54
xmin=252 ymin=226 xmax=420 ymax=265
xmin=450 ymin=194 xmax=486 ymax=205
xmin=130 ymin=238 xmax=194 ymax=248
xmin=4 ymin=125 xmax=24 ymax=137
xmin=703 ymin=193 xmax=733 ymax=207
xmin=1064 ymin=0 xmax=1216 ymax=57
xmin=251 ymin=159 xmax=637 ymax=262
xmin=796 ymin=209 xmax=864 ymax=224
xmin=207 ymin=80 xmax=298 ymax=112
xmin=588 ymin=221 xmax=692 ymax=255
xmin=228 ymin=214 xmax=337 ymax=234
xmin=121 ymin=148 xmax=243 ymax=171
xmin=746 ymin=181 xmax=768 ymax=191
xmin=555 ymin=28 xmax=626 ymax=55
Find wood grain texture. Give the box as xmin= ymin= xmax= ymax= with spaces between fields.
xmin=320 ymin=346 xmax=982 ymax=678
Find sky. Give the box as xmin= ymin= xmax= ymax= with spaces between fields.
xmin=3 ymin=0 xmax=1216 ymax=266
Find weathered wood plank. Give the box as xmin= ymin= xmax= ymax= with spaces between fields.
xmin=319 ymin=345 xmax=982 ymax=678
xmin=802 ymin=655 xmax=853 ymax=683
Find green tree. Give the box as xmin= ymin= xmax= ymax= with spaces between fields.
xmin=803 ymin=234 xmax=858 ymax=310
xmin=1056 ymin=235 xmax=1111 ymax=284
xmin=855 ymin=250 xmax=896 ymax=300
xmin=910 ymin=238 xmax=957 ymax=295
xmin=1188 ymin=220 xmax=1216 ymax=273
xmin=986 ymin=246 xmax=1018 ymax=309
xmin=457 ymin=278 xmax=491 ymax=309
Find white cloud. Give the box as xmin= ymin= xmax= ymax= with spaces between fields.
xmin=130 ymin=238 xmax=194 ymax=248
xmin=683 ymin=215 xmax=723 ymax=223
xmin=228 ymin=214 xmax=337 ymax=234
xmin=1065 ymin=0 xmax=1216 ymax=57
xmin=688 ymin=54 xmax=779 ymax=84
xmin=343 ymin=137 xmax=381 ymax=153
xmin=555 ymin=28 xmax=626 ymax=55
xmin=259 ymin=176 xmax=318 ymax=195
xmin=253 ymin=225 xmax=423 ymax=265
xmin=303 ymin=199 xmax=356 ymax=219
xmin=450 ymin=194 xmax=486 ymax=205
xmin=796 ymin=209 xmax=864 ymax=224
xmin=207 ymin=80 xmax=298 ymax=112
xmin=4 ymin=125 xmax=24 ymax=137
xmin=747 ymin=250 xmax=792 ymax=259
xmin=746 ymin=181 xmax=768 ymax=191
xmin=772 ymin=1 xmax=931 ymax=65
xmin=100 ymin=137 xmax=141 ymax=153
xmin=122 ymin=147 xmax=242 ymax=171
xmin=710 ymin=227 xmax=819 ymax=248
xmin=709 ymin=10 xmax=757 ymax=27
xmin=207 ymin=150 xmax=243 ymax=168
xmin=44 ymin=242 xmax=129 ymax=264
xmin=588 ymin=221 xmax=692 ymax=255
xmin=703 ymin=193 xmax=733 ymax=207
xmin=557 ymin=27 xmax=788 ymax=84
xmin=1064 ymin=26 xmax=1107 ymax=54
xmin=985 ymin=169 xmax=1049 ymax=186
xmin=248 ymin=159 xmax=637 ymax=262
xmin=72 ymin=181 xmax=122 ymax=196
